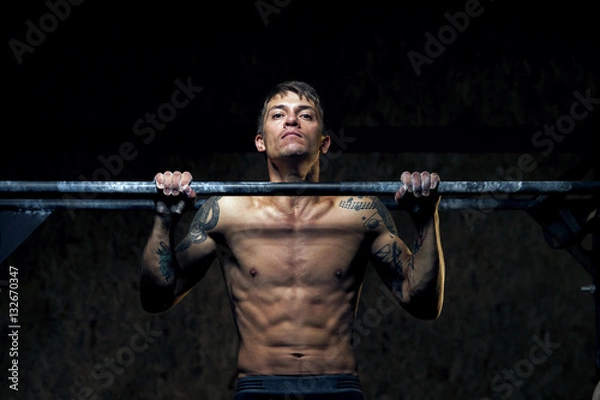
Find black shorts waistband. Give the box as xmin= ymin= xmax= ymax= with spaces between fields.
xmin=235 ymin=374 xmax=363 ymax=395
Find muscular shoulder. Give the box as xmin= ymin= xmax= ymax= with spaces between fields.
xmin=195 ymin=196 xmax=250 ymax=232
xmin=186 ymin=196 xmax=224 ymax=235
xmin=334 ymin=195 xmax=398 ymax=235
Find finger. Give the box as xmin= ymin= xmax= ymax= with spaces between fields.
xmin=396 ymin=171 xmax=411 ymax=200
xmin=395 ymin=185 xmax=407 ymax=202
xmin=180 ymin=171 xmax=193 ymax=186
xmin=154 ymin=173 xmax=164 ymax=189
xmin=185 ymin=186 xmax=197 ymax=200
xmin=171 ymin=171 xmax=182 ymax=196
xmin=180 ymin=171 xmax=196 ymax=198
xmin=163 ymin=171 xmax=173 ymax=195
xmin=431 ymin=172 xmax=440 ymax=190
xmin=412 ymin=171 xmax=422 ymax=197
xmin=421 ymin=171 xmax=431 ymax=197
xmin=400 ymin=171 xmax=412 ymax=192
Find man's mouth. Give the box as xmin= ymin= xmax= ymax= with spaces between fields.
xmin=282 ymin=130 xmax=302 ymax=139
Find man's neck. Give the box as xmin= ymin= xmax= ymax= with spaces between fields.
xmin=265 ymin=159 xmax=322 ymax=212
xmin=266 ymin=158 xmax=320 ymax=183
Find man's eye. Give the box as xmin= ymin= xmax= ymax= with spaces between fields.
xmin=300 ymin=114 xmax=313 ymax=120
xmin=272 ymin=113 xmax=284 ymax=119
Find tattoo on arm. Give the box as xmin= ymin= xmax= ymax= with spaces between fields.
xmin=156 ymin=241 xmax=174 ymax=280
xmin=175 ymin=196 xmax=222 ymax=253
xmin=338 ymin=196 xmax=376 ymax=211
xmin=339 ymin=196 xmax=398 ymax=235
xmin=407 ymin=233 xmax=426 ymax=270
xmin=374 ymin=241 xmax=404 ymax=299
xmin=374 ymin=241 xmax=403 ymax=268
xmin=372 ymin=197 xmax=398 ymax=235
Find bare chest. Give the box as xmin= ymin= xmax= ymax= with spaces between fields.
xmin=220 ymin=202 xmax=369 ymax=287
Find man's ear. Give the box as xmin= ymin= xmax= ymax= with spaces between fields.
xmin=255 ymin=134 xmax=266 ymax=152
xmin=319 ymin=135 xmax=331 ymax=154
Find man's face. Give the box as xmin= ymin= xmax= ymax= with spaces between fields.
xmin=256 ymin=91 xmax=327 ymax=159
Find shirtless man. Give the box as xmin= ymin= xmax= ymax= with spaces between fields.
xmin=139 ymin=81 xmax=445 ymax=399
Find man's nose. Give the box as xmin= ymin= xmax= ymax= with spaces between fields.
xmin=284 ymin=114 xmax=299 ymax=126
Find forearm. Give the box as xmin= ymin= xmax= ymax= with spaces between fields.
xmin=140 ymin=214 xmax=180 ymax=311
xmin=405 ymin=210 xmax=445 ymax=317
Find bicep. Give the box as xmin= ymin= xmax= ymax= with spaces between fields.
xmin=366 ymin=199 xmax=413 ymax=300
xmin=174 ymin=196 xmax=223 ymax=272
xmin=370 ymin=231 xmax=412 ymax=276
xmin=370 ymin=232 xmax=413 ymax=303
xmin=175 ymin=230 xmax=218 ymax=270
xmin=366 ymin=197 xmax=411 ymax=267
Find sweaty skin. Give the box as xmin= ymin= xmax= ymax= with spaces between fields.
xmin=142 ymin=192 xmax=440 ymax=376
xmin=140 ymin=88 xmax=444 ymax=378
xmin=206 ymin=194 xmax=390 ymax=376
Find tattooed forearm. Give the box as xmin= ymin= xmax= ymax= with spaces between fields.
xmin=407 ymin=232 xmax=426 ymax=270
xmin=176 ymin=196 xmax=222 ymax=253
xmin=414 ymin=232 xmax=425 ymax=253
xmin=374 ymin=241 xmax=404 ymax=298
xmin=156 ymin=241 xmax=174 ymax=280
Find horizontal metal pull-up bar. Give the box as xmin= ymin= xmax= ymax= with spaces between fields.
xmin=0 ymin=180 xmax=599 ymax=196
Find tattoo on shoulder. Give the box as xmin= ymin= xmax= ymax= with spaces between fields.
xmin=176 ymin=196 xmax=222 ymax=253
xmin=338 ymin=196 xmax=377 ymax=211
xmin=341 ymin=196 xmax=398 ymax=235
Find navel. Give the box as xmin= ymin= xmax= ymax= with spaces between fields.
xmin=249 ymin=268 xmax=259 ymax=278
xmin=335 ymin=269 xmax=343 ymax=279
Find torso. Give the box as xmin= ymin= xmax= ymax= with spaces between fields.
xmin=211 ymin=195 xmax=379 ymax=377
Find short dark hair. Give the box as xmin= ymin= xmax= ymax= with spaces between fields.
xmin=256 ymin=80 xmax=325 ymax=135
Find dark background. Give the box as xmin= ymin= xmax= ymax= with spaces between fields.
xmin=2 ymin=0 xmax=598 ymax=177
xmin=1 ymin=1 xmax=598 ymax=399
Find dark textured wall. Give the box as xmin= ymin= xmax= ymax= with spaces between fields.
xmin=1 ymin=1 xmax=598 ymax=399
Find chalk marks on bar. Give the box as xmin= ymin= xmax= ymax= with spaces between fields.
xmin=0 ymin=180 xmax=599 ymax=196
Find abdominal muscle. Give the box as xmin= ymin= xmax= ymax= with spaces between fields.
xmin=234 ymin=283 xmax=360 ymax=377
xmin=222 ymin=243 xmax=366 ymax=377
